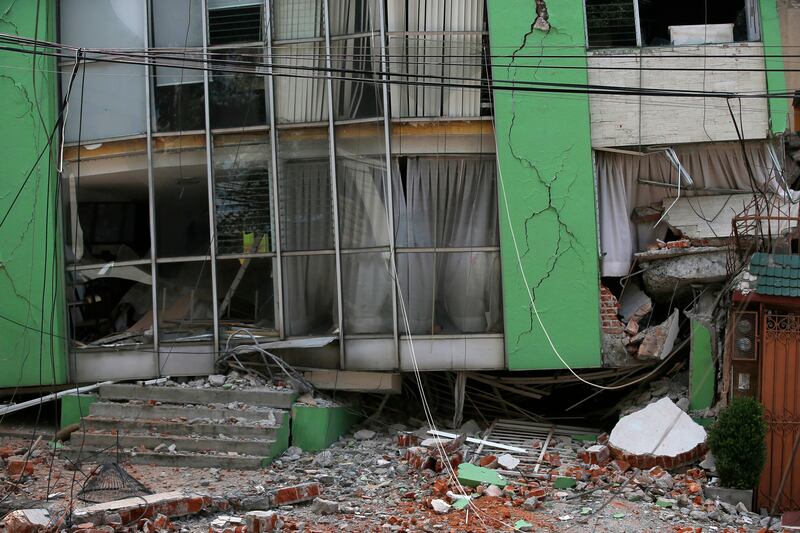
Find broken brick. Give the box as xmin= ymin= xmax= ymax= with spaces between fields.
xmin=581 ymin=445 xmax=610 ymax=466
xmin=6 ymin=457 xmax=34 ymax=476
xmin=0 ymin=510 xmax=52 ymax=533
xmin=269 ymin=482 xmax=321 ymax=506
xmin=73 ymin=491 xmax=213 ymax=525
xmin=479 ymin=455 xmax=498 ymax=468
xmin=244 ymin=511 xmax=279 ymax=533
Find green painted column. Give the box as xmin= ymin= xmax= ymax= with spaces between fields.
xmin=488 ymin=1 xmax=601 ymax=369
xmin=760 ymin=0 xmax=790 ymax=133
xmin=689 ymin=320 xmax=715 ymax=411
xmin=0 ymin=0 xmax=67 ymax=387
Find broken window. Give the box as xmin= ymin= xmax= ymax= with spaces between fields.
xmin=157 ymin=261 xmax=215 ymax=340
xmin=67 ymin=264 xmax=154 ymax=346
xmin=585 ymin=0 xmax=757 ymax=49
xmin=152 ymin=136 xmax=211 ymax=258
xmin=208 ymin=0 xmax=263 ymax=46
xmin=217 ymin=258 xmax=277 ymax=336
xmin=209 ymin=47 xmax=268 ymax=128
xmin=152 ymin=0 xmax=205 ymax=132
xmin=213 ymin=132 xmax=272 ymax=256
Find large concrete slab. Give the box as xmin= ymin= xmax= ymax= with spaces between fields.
xmin=99 ymin=384 xmax=298 ymax=409
xmin=83 ymin=416 xmax=281 ymax=440
xmin=89 ymin=401 xmax=281 ymax=423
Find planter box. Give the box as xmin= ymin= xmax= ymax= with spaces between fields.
xmin=703 ymin=485 xmax=753 ymax=511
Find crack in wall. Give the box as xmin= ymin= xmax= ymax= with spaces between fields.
xmin=503 ymin=9 xmax=586 ymax=349
xmin=0 ymin=0 xmax=20 ymax=35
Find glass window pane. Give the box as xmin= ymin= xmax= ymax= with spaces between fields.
xmin=153 ymin=136 xmax=211 ymax=257
xmin=336 ymin=124 xmax=389 ymax=248
xmin=398 ymin=251 xmax=502 ymax=335
xmin=387 ymin=34 xmax=482 ymax=119
xmin=277 ymin=128 xmax=334 ymax=251
xmin=342 ymin=252 xmax=392 ymax=334
xmin=217 ymin=258 xmax=277 ymax=334
xmin=67 ymin=264 xmax=153 ymax=346
xmin=62 ymin=152 xmax=151 ymax=265
xmin=62 ymin=62 xmax=147 ymax=142
xmin=329 ymin=0 xmax=376 ymax=36
xmin=282 ymin=255 xmax=336 ymax=336
xmin=214 ymin=132 xmax=272 ymax=255
xmin=157 ymin=261 xmax=214 ymax=340
xmin=272 ymin=0 xmax=324 ymax=40
xmin=331 ymin=37 xmax=382 ymax=120
xmin=152 ymin=0 xmax=205 ymax=132
xmin=209 ymin=47 xmax=268 ymax=128
xmin=394 ymin=157 xmax=499 ymax=248
xmin=61 ymin=0 xmax=145 ymax=48
xmin=273 ymin=43 xmax=329 ymax=124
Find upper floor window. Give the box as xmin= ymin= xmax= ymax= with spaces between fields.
xmin=208 ymin=0 xmax=264 ymax=45
xmin=586 ymin=0 xmax=761 ymax=49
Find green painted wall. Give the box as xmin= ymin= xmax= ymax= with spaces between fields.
xmin=488 ymin=1 xmax=601 ymax=370
xmin=60 ymin=393 xmax=98 ymax=429
xmin=290 ymin=404 xmax=361 ymax=452
xmin=759 ymin=0 xmax=790 ymax=133
xmin=689 ymin=320 xmax=715 ymax=411
xmin=0 ymin=0 xmax=67 ymax=388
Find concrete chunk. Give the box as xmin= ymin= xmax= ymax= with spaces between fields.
xmin=0 ymin=509 xmax=51 ymax=533
xmin=608 ymin=397 xmax=707 ymax=469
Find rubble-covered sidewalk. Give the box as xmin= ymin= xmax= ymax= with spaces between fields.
xmin=0 ymin=414 xmax=784 ymax=533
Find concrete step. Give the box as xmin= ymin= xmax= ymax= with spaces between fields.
xmin=60 ymin=448 xmax=267 ymax=469
xmin=98 ymin=384 xmax=298 ymax=409
xmin=82 ymin=416 xmax=282 ymax=440
xmin=70 ymin=431 xmax=276 ymax=457
xmin=89 ymin=401 xmax=281 ymax=423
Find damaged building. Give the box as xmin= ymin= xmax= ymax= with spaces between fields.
xmin=0 ymin=0 xmax=799 ymax=525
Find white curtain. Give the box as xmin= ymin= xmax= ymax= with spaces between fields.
xmin=338 ymin=158 xmax=393 ymax=333
xmin=597 ymin=141 xmax=788 ymax=277
xmin=279 ymin=160 xmax=336 ymax=335
xmin=387 ymin=0 xmax=483 ymax=118
xmin=395 ymin=157 xmax=501 ymax=333
xmin=273 ymin=43 xmax=328 ymax=123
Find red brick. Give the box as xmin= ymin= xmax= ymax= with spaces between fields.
xmin=269 ymin=482 xmax=321 ymax=506
xmin=0 ymin=510 xmax=52 ymax=533
xmin=479 ymin=455 xmax=497 ymax=468
xmin=7 ymin=457 xmax=34 ymax=476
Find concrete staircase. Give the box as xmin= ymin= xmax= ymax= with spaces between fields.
xmin=63 ymin=383 xmax=297 ymax=469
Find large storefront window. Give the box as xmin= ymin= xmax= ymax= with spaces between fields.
xmin=61 ymin=0 xmax=502 ymax=373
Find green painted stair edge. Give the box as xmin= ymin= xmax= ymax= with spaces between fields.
xmin=262 ymin=411 xmax=292 ymax=466
xmin=290 ymin=404 xmax=362 ymax=453
xmin=60 ymin=394 xmax=99 ymax=429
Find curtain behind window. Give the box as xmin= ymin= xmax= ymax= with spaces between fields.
xmin=395 ymin=157 xmax=501 ymax=333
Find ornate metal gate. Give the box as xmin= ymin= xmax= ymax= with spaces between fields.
xmin=758 ymin=312 xmax=800 ymax=512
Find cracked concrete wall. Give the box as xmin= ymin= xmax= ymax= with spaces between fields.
xmin=487 ymin=0 xmax=602 ymax=369
xmin=0 ymin=0 xmax=67 ymax=387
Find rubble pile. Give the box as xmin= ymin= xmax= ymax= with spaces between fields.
xmin=154 ymin=372 xmax=292 ymax=393
xmin=0 ymin=394 xmax=787 ymax=532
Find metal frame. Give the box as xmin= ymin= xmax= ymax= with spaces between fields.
xmin=60 ymin=0 xmax=506 ymax=376
xmin=201 ymin=0 xmax=221 ymax=360
xmin=144 ymin=0 xmax=161 ymax=373
xmin=264 ymin=0 xmax=285 ymax=338
xmin=322 ymin=0 xmax=346 ymax=367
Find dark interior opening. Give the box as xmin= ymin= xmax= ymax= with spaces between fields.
xmin=638 ymin=0 xmax=748 ymax=46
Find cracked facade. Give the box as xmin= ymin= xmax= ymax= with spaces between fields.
xmin=0 ymin=0 xmax=795 ymax=385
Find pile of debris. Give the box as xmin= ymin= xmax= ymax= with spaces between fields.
xmin=154 ymin=371 xmax=292 ymax=392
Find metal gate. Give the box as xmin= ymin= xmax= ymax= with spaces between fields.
xmin=758 ymin=312 xmax=800 ymax=512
